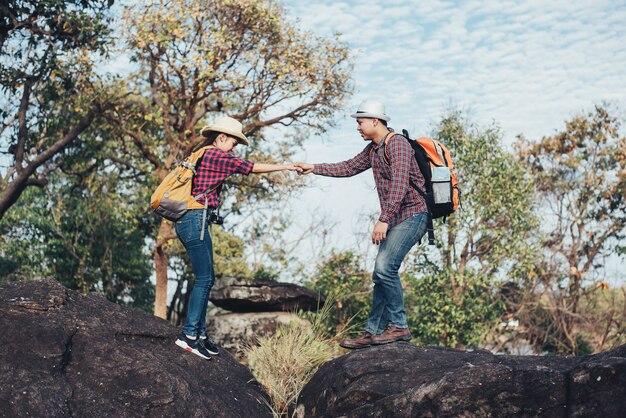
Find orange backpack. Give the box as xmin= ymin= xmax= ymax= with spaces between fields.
xmin=380 ymin=130 xmax=460 ymax=244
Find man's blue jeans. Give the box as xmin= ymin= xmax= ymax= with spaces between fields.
xmin=175 ymin=209 xmax=214 ymax=337
xmin=365 ymin=213 xmax=428 ymax=335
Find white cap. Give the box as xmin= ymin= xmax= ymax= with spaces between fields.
xmin=350 ymin=99 xmax=391 ymax=122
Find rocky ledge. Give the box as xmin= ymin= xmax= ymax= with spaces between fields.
xmin=0 ymin=279 xmax=271 ymax=418
xmin=209 ymin=276 xmax=324 ymax=312
xmin=295 ymin=342 xmax=626 ymax=417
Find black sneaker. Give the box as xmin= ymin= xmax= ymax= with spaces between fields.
xmin=199 ymin=334 xmax=220 ymax=355
xmin=175 ymin=334 xmax=212 ymax=360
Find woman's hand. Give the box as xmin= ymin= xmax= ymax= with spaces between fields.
xmin=286 ymin=164 xmax=304 ymax=173
xmin=294 ymin=162 xmax=314 ymax=175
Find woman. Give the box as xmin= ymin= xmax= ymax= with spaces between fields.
xmin=174 ymin=116 xmax=301 ymax=359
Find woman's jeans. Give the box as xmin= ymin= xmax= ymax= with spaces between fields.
xmin=175 ymin=209 xmax=214 ymax=337
xmin=365 ymin=213 xmax=428 ymax=335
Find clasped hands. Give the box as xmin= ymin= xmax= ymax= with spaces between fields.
xmin=283 ymin=162 xmax=313 ymax=174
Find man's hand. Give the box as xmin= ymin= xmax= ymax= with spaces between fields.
xmin=371 ymin=221 xmax=388 ymax=245
xmin=285 ymin=164 xmax=304 ymax=173
xmin=294 ymin=162 xmax=315 ymax=175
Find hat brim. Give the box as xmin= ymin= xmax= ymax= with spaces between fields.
xmin=201 ymin=125 xmax=249 ymax=146
xmin=350 ymin=112 xmax=391 ymax=122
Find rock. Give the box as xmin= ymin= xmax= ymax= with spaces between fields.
xmin=295 ymin=342 xmax=626 ymax=417
xmin=209 ymin=277 xmax=323 ymax=312
xmin=206 ymin=312 xmax=310 ymax=363
xmin=0 ymin=279 xmax=272 ymax=418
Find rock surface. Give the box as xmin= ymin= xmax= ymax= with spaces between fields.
xmin=206 ymin=312 xmax=309 ymax=363
xmin=295 ymin=342 xmax=626 ymax=418
xmin=0 ymin=279 xmax=271 ymax=418
xmin=209 ymin=277 xmax=323 ymax=312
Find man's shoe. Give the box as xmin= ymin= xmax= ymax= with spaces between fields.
xmin=339 ymin=331 xmax=373 ymax=349
xmin=370 ymin=326 xmax=412 ymax=345
xmin=175 ymin=334 xmax=212 ymax=360
xmin=199 ymin=334 xmax=219 ymax=356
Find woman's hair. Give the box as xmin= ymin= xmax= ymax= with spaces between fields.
xmin=197 ymin=130 xmax=221 ymax=147
xmin=182 ymin=131 xmax=221 ymax=159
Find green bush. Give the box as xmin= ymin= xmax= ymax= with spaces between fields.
xmin=404 ymin=269 xmax=505 ymax=348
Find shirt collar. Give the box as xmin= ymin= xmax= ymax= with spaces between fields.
xmin=373 ymin=128 xmax=394 ymax=150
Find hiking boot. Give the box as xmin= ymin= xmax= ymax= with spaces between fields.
xmin=370 ymin=326 xmax=412 ymax=345
xmin=175 ymin=334 xmax=212 ymax=360
xmin=199 ymin=334 xmax=219 ymax=356
xmin=340 ymin=331 xmax=373 ymax=349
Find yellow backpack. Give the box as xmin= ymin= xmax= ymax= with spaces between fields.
xmin=150 ymin=145 xmax=217 ymax=223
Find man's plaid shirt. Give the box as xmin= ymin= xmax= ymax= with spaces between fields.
xmin=313 ymin=133 xmax=427 ymax=228
xmin=192 ymin=147 xmax=254 ymax=207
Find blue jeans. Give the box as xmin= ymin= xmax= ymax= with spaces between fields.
xmin=365 ymin=213 xmax=428 ymax=335
xmin=175 ymin=209 xmax=214 ymax=337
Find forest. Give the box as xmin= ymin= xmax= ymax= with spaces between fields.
xmin=1 ymin=0 xmax=624 ymax=360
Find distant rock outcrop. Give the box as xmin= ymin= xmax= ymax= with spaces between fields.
xmin=0 ymin=279 xmax=272 ymax=418
xmin=295 ymin=342 xmax=626 ymax=418
xmin=206 ymin=312 xmax=309 ymax=362
xmin=209 ymin=277 xmax=323 ymax=312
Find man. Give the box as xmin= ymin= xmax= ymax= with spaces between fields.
xmin=296 ymin=100 xmax=427 ymax=349
xmin=174 ymin=116 xmax=301 ymax=359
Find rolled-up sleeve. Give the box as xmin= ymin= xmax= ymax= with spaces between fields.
xmin=232 ymin=156 xmax=254 ymax=175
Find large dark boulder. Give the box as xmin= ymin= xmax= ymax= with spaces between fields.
xmin=295 ymin=342 xmax=626 ymax=417
xmin=0 ymin=279 xmax=271 ymax=418
xmin=209 ymin=277 xmax=323 ymax=312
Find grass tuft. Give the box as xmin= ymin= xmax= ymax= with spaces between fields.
xmin=245 ymin=296 xmax=344 ymax=417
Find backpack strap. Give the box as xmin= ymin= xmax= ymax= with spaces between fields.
xmin=380 ymin=131 xmax=396 ymax=165
xmin=431 ymin=139 xmax=448 ymax=167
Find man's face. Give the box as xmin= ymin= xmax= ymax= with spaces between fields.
xmin=356 ymin=118 xmax=377 ymax=140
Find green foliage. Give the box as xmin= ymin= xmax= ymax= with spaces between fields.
xmin=212 ymin=227 xmax=254 ymax=278
xmin=404 ymin=269 xmax=505 ymax=348
xmin=0 ymin=124 xmax=155 ymax=311
xmin=427 ymin=111 xmax=538 ymax=273
xmin=306 ymin=251 xmax=371 ymax=335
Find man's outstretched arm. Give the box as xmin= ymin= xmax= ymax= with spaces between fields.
xmin=295 ymin=144 xmax=372 ymax=177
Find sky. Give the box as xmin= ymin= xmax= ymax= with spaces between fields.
xmin=264 ymin=0 xmax=626 ymax=280
xmin=5 ymin=0 xmax=624 ymax=283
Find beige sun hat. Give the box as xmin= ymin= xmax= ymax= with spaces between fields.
xmin=200 ymin=116 xmax=249 ymax=146
xmin=350 ymin=99 xmax=391 ymax=122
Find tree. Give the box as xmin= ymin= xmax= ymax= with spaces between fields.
xmin=515 ymin=105 xmax=626 ymax=354
xmin=116 ymin=0 xmax=352 ymax=317
xmin=403 ymin=112 xmax=537 ymax=348
xmin=0 ymin=0 xmax=123 ymax=218
xmin=0 ymin=157 xmax=154 ymax=311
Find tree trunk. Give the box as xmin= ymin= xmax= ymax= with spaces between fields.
xmin=154 ymin=219 xmax=174 ymax=318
